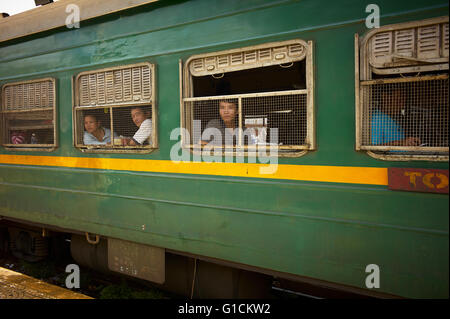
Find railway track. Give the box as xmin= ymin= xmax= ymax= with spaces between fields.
xmin=0 ymin=235 xmax=176 ymax=299
xmin=0 ymin=252 xmax=369 ymax=299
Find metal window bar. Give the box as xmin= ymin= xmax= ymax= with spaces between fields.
xmin=182 ymin=90 xmax=309 ymax=150
xmin=359 ymin=74 xmax=449 ymax=153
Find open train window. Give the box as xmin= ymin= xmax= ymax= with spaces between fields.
xmin=356 ymin=16 xmax=449 ymax=161
xmin=73 ymin=62 xmax=157 ymax=153
xmin=1 ymin=78 xmax=57 ymax=151
xmin=180 ymin=39 xmax=315 ymax=156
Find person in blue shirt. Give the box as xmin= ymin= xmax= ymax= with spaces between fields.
xmin=83 ymin=114 xmax=116 ymax=145
xmin=371 ymin=88 xmax=421 ymax=147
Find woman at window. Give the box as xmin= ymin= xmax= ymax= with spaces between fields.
xmin=83 ymin=114 xmax=116 ymax=145
xmin=201 ymin=100 xmax=240 ymax=146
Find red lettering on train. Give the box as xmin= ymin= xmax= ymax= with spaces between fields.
xmin=388 ymin=168 xmax=449 ymax=194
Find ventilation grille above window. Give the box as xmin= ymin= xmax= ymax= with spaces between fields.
xmin=188 ymin=40 xmax=307 ymax=76
xmin=2 ymin=79 xmax=55 ymax=111
xmin=76 ymin=63 xmax=152 ymax=107
xmin=369 ymin=21 xmax=449 ymax=69
xmin=443 ymin=22 xmax=449 ymax=57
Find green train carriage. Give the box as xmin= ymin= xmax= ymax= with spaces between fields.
xmin=0 ymin=0 xmax=448 ymax=298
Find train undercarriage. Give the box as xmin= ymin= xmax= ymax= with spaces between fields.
xmin=0 ymin=217 xmax=393 ymax=299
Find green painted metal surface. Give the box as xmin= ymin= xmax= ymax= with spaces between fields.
xmin=0 ymin=0 xmax=449 ymax=298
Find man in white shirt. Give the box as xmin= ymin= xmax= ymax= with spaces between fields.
xmin=127 ymin=107 xmax=152 ymax=146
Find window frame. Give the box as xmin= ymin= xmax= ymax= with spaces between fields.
xmin=355 ymin=16 xmax=449 ymax=161
xmin=73 ymin=62 xmax=157 ymax=153
xmin=180 ymin=39 xmax=315 ymax=157
xmin=0 ymin=77 xmax=58 ymax=152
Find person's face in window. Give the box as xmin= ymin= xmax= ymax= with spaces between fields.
xmin=131 ymin=108 xmax=148 ymax=127
xmin=382 ymin=89 xmax=405 ymax=115
xmin=84 ymin=115 xmax=101 ymax=134
xmin=219 ymin=101 xmax=237 ymax=126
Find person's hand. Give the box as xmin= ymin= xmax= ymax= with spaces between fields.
xmin=122 ymin=137 xmax=132 ymax=146
xmin=404 ymin=137 xmax=421 ymax=146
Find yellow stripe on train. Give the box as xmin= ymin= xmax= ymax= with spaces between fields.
xmin=0 ymin=154 xmax=388 ymax=185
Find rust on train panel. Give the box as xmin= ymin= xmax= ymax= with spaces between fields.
xmin=388 ymin=168 xmax=449 ymax=194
